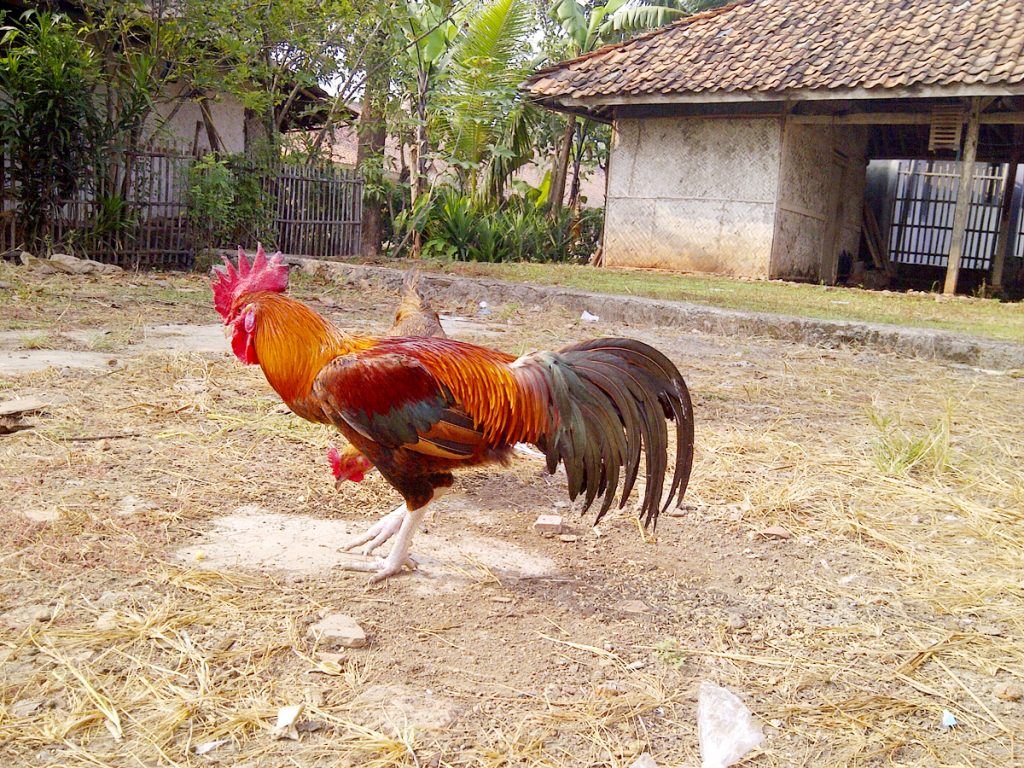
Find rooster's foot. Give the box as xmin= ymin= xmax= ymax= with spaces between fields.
xmin=339 ymin=505 xmax=406 ymax=556
xmin=340 ymin=553 xmax=418 ymax=582
xmin=338 ymin=502 xmax=428 ymax=583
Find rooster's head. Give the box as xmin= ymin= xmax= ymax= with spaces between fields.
xmin=211 ymin=244 xmax=289 ymax=364
xmin=328 ymin=446 xmax=373 ymax=487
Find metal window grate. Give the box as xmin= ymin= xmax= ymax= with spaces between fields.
xmin=888 ymin=160 xmax=1019 ymax=271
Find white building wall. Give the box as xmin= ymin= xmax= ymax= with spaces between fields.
xmin=147 ymin=83 xmax=247 ymax=154
xmin=604 ymin=116 xmax=784 ymax=278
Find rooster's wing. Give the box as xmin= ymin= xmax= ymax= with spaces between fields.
xmin=312 ymin=349 xmax=485 ymax=462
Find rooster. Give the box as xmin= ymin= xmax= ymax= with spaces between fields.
xmin=327 ymin=270 xmax=544 ymax=485
xmin=213 ymin=246 xmax=694 ymax=582
xmin=328 ymin=269 xmax=447 ymax=486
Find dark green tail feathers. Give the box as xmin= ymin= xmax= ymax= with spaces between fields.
xmin=533 ymin=337 xmax=694 ymax=530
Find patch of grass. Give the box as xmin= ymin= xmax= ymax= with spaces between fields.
xmin=653 ymin=638 xmax=686 ymax=669
xmin=868 ymin=405 xmax=954 ymax=476
xmin=17 ymin=331 xmax=59 ymax=350
xmin=87 ymin=327 xmax=141 ymax=352
xmin=424 ymin=261 xmax=1024 ymax=343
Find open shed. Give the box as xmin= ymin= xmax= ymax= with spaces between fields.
xmin=525 ymin=0 xmax=1024 ymax=294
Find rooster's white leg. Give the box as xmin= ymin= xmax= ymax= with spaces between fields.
xmin=367 ymin=504 xmax=426 ymax=583
xmin=339 ymin=504 xmax=406 ymax=556
xmin=337 ymin=503 xmax=428 ymax=582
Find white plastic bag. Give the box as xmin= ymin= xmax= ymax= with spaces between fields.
xmin=697 ymin=682 xmax=765 ymax=768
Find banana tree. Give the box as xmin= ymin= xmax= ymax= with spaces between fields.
xmin=547 ymin=0 xmax=693 ymax=213
xmin=402 ymin=1 xmax=458 ymax=204
xmin=434 ymin=0 xmax=537 ymax=202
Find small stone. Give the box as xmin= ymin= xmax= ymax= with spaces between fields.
xmin=758 ymin=526 xmax=793 ymax=540
xmin=309 ymin=613 xmax=368 ymax=649
xmin=750 ymin=632 xmax=765 ymax=643
xmin=118 ymin=495 xmax=151 ymax=516
xmin=975 ymin=624 xmax=1004 ymax=637
xmin=11 ymin=699 xmax=42 ymax=717
xmin=49 ymin=253 xmax=95 ymax=275
xmin=95 ymin=610 xmax=118 ymax=631
xmin=595 ymin=681 xmax=623 ymax=697
xmin=630 ymin=753 xmax=658 ymax=768
xmin=271 ymin=704 xmax=304 ymax=740
xmin=993 ymin=682 xmax=1023 ymax=702
xmin=626 ymin=659 xmax=647 ymax=671
xmin=95 ymin=590 xmax=124 ymax=609
xmin=732 ymin=574 xmax=743 ymax=584
xmin=29 ymin=606 xmax=52 ymax=623
xmin=727 ymin=613 xmax=748 ymax=630
xmin=23 ymin=508 xmax=59 ymax=523
xmin=533 ymin=514 xmax=563 ymax=534
xmin=558 ymin=534 xmax=578 ymax=543
xmin=317 ymin=651 xmax=345 ymax=666
xmin=616 ymin=599 xmax=651 ymax=614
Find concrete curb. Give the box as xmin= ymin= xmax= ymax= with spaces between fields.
xmin=286 ymin=257 xmax=1024 ymax=371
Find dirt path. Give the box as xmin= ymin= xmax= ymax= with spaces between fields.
xmin=1 ymin=263 xmax=1022 ymax=767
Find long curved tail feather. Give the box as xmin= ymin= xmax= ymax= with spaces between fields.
xmin=518 ymin=338 xmax=694 ymax=530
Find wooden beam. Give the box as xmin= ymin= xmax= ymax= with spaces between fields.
xmin=990 ymin=126 xmax=1022 ymax=290
xmin=792 ymin=113 xmax=931 ymax=125
xmin=791 ymin=111 xmax=1024 ymax=126
xmin=943 ymin=98 xmax=982 ymax=295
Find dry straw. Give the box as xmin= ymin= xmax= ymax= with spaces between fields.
xmin=0 ymin=267 xmax=1022 ymax=766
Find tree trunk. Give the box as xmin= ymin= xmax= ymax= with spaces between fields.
xmin=567 ymin=119 xmax=590 ymax=211
xmin=549 ymin=114 xmax=576 ymax=216
xmin=357 ymin=33 xmax=391 ymax=259
xmin=244 ymin=108 xmax=272 ymax=158
xmin=410 ymin=72 xmax=430 ymax=258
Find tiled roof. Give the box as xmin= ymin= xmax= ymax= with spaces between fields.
xmin=525 ymin=0 xmax=1024 ymax=105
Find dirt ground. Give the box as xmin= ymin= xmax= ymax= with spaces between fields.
xmin=1 ymin=261 xmax=1022 ymax=767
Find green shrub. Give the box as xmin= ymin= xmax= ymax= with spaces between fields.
xmin=186 ymin=154 xmax=274 ymax=251
xmin=0 ymin=11 xmax=99 ymax=247
xmin=388 ymin=183 xmax=602 ymax=263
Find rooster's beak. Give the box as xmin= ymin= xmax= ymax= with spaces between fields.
xmin=222 ymin=324 xmax=232 ymax=341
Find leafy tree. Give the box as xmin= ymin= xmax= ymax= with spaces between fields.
xmin=176 ymin=0 xmax=355 ymax=151
xmin=0 ymin=11 xmax=99 ymax=246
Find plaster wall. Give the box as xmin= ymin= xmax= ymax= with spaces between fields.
xmin=604 ymin=116 xmax=783 ymax=278
xmin=772 ymin=122 xmax=868 ymax=281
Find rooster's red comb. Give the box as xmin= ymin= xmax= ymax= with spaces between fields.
xmin=211 ymin=244 xmax=289 ymax=319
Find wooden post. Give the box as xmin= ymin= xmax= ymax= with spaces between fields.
xmin=943 ymin=98 xmax=982 ymax=295
xmin=990 ymin=127 xmax=1022 ymax=292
